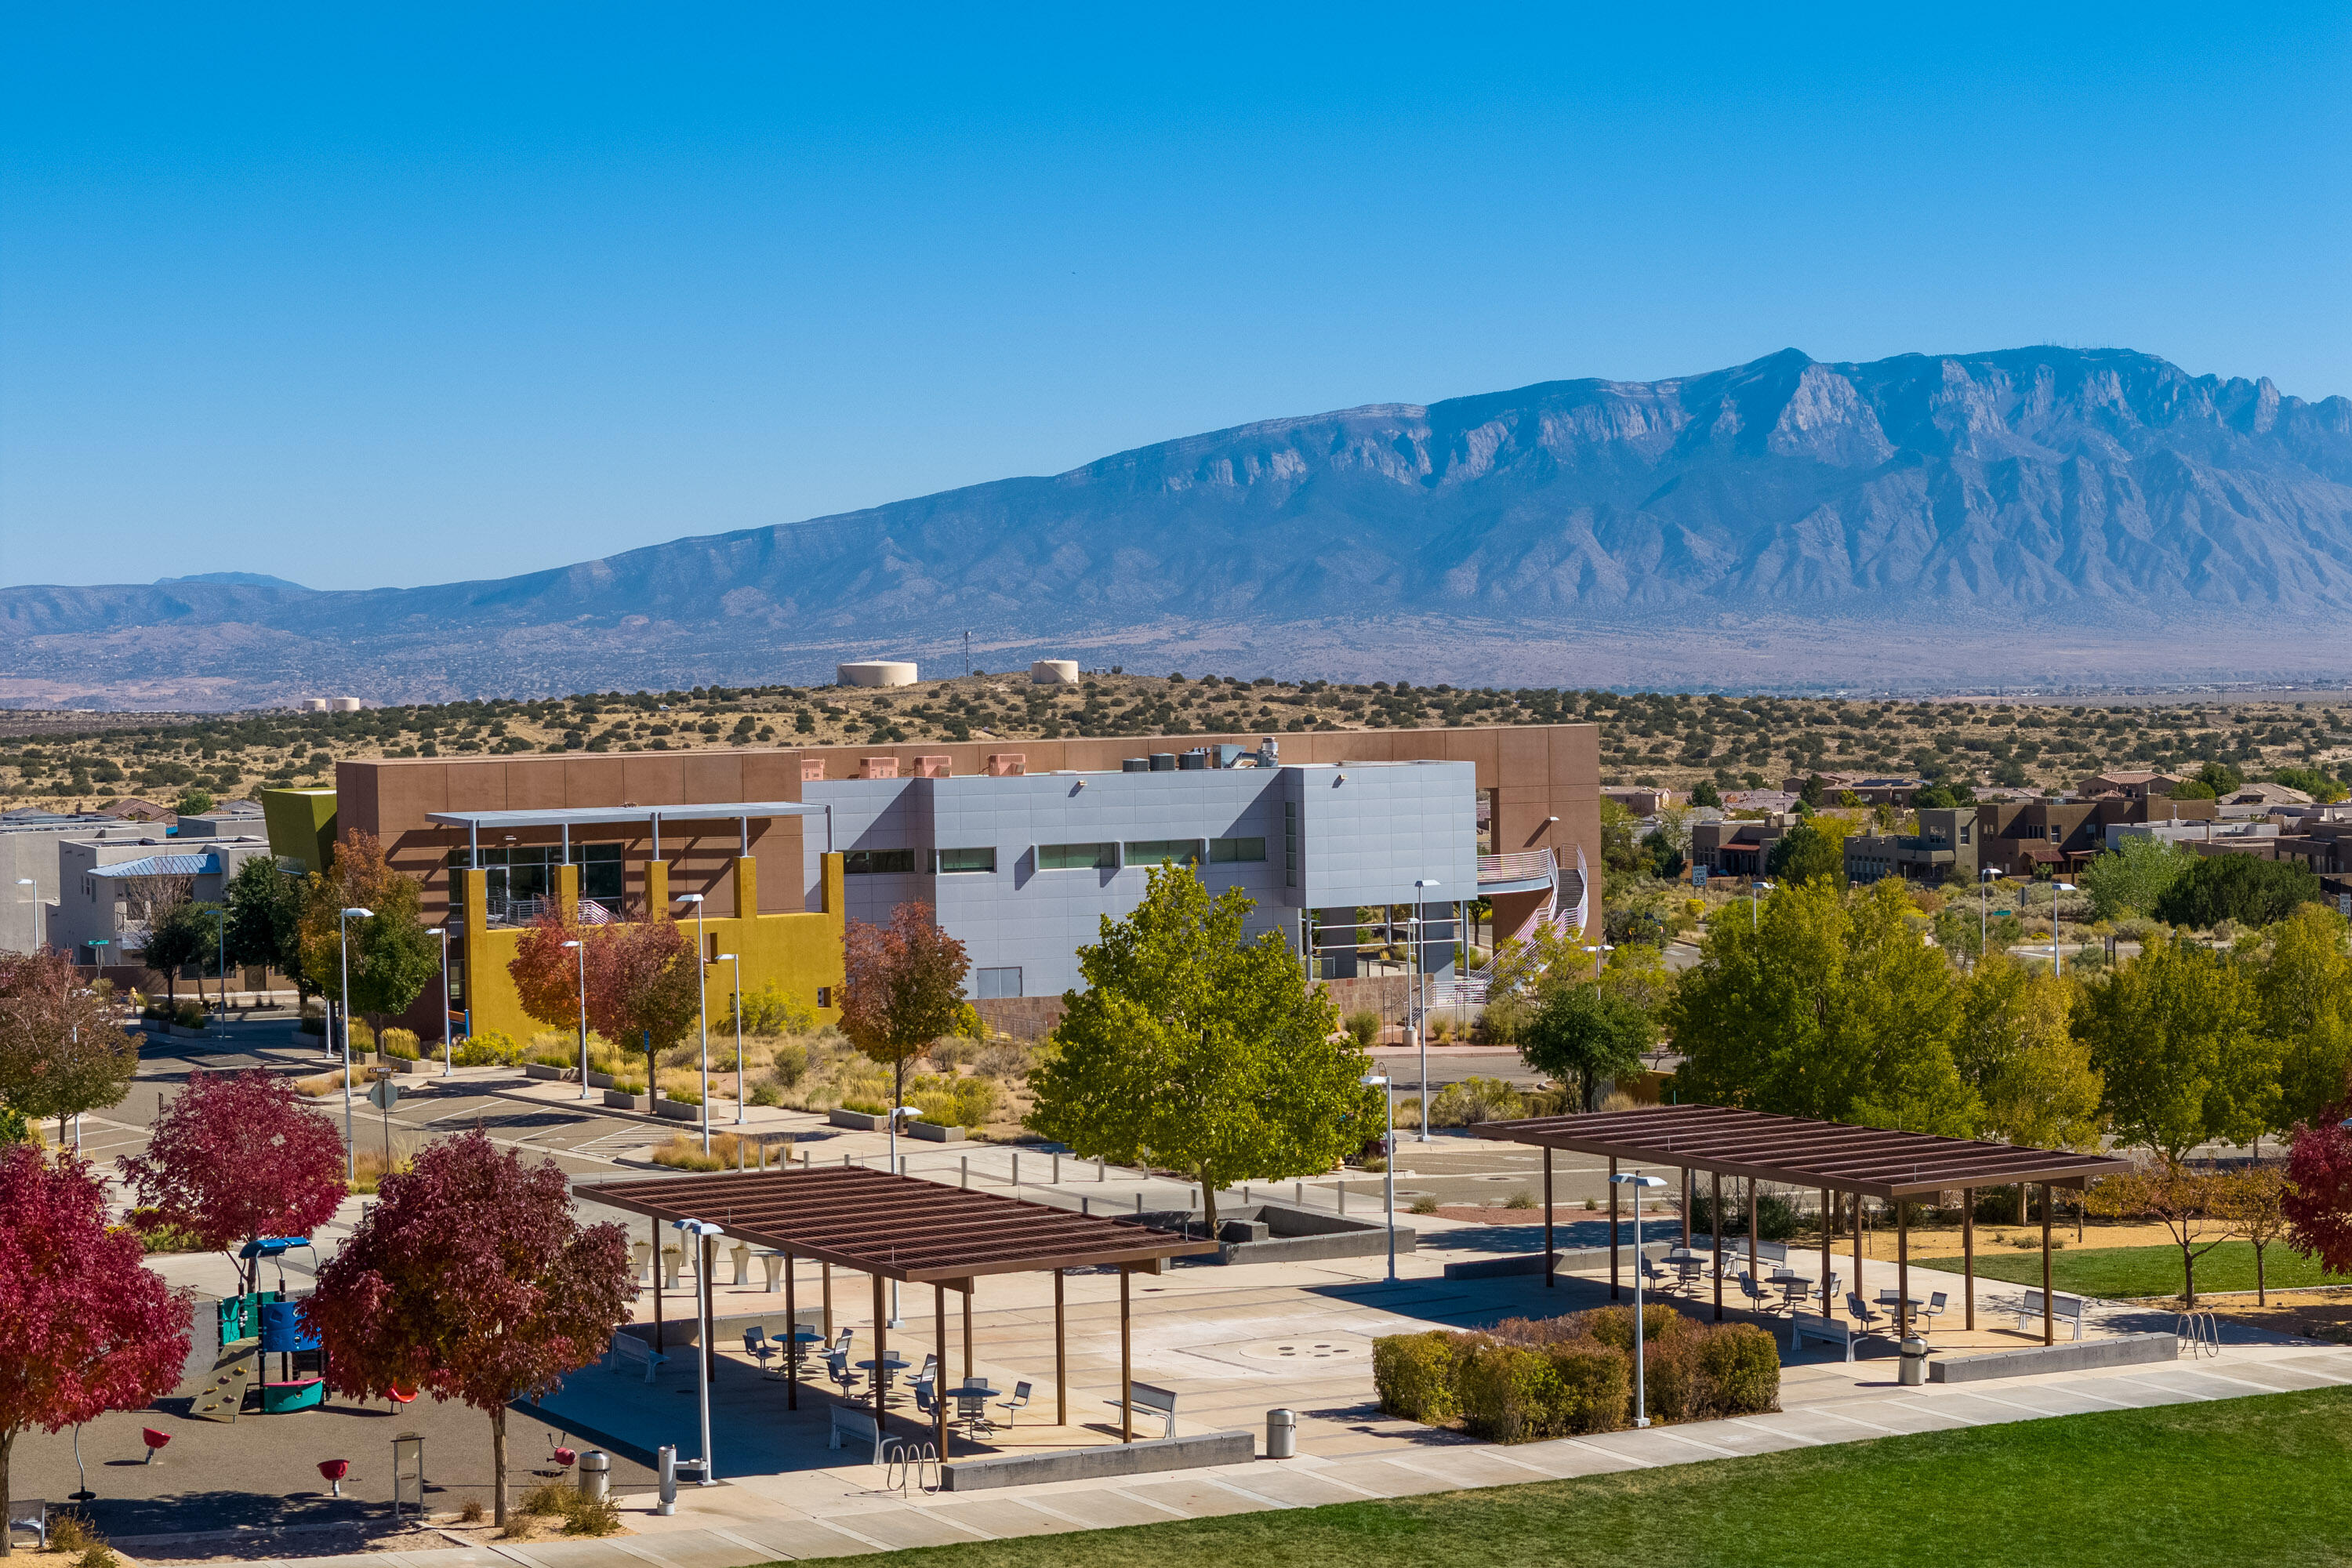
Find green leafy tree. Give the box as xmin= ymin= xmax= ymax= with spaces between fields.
xmin=1666 ymin=879 xmax=1975 ymax=1133
xmin=223 ymin=855 xmax=308 ymax=994
xmin=1519 ymin=983 xmax=1654 ymax=1110
xmin=1762 ymin=818 xmax=1851 ymax=886
xmin=173 ymin=788 xmax=216 ymax=816
xmin=2194 ymin=760 xmax=2245 ymax=797
xmin=1954 ymin=955 xmax=2102 ymax=1149
xmin=1688 ymin=779 xmax=1722 ymax=808
xmin=2080 ymin=835 xmax=2197 ymax=921
xmin=2261 ymin=902 xmax=2352 ymax=1127
xmin=2153 ymin=855 xmax=2320 ymax=930
xmin=2270 ymin=766 xmax=2348 ymax=804
xmin=1027 ymin=866 xmax=1371 ymax=1232
xmin=2076 ymin=933 xmax=2278 ymax=1163
xmin=140 ymin=896 xmax=218 ymax=1013
xmin=296 ymin=832 xmax=438 ymax=1035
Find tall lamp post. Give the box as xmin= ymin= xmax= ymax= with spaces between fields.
xmin=1750 ymin=877 xmax=1774 ymax=931
xmin=677 ymin=892 xmax=710 ymax=1152
xmin=209 ymin=906 xmax=227 ymax=1015
xmin=561 ymin=938 xmax=590 ymax=1098
xmin=2048 ymin=880 xmax=2078 ymax=977
xmin=336 ymin=906 xmax=373 ymax=1184
xmin=1412 ymin=878 xmax=1439 ymax=1143
xmin=1977 ymin=867 xmax=1998 ymax=962
xmin=884 ymin=1104 xmax=921 ymax=1326
xmin=717 ymin=953 xmax=742 ymax=1123
xmin=1610 ymin=1170 xmax=1668 ymax=1426
xmin=671 ymin=1218 xmax=723 ymax=1483
xmin=425 ymin=926 xmax=450 ymax=1074
xmin=1363 ymin=1073 xmax=1396 ymax=1281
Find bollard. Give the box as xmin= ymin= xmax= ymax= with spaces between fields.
xmin=1295 ymin=1181 xmax=1303 ymax=1205
xmin=579 ymin=1450 xmax=610 ymax=1501
xmin=1054 ymin=1152 xmax=1062 ymax=1183
xmin=1098 ymin=1157 xmax=1107 ymax=1182
xmin=1266 ymin=1409 xmax=1298 ymax=1460
xmin=656 ymin=1445 xmax=679 ymax=1515
xmin=1338 ymin=1180 xmax=1346 ymax=1216
xmin=1135 ymin=1192 xmax=1143 ymax=1214
xmin=1081 ymin=1197 xmax=1090 ymax=1216
xmin=1013 ymin=1152 xmax=1020 ymax=1188
xmin=960 ymin=1157 xmax=969 ymax=1189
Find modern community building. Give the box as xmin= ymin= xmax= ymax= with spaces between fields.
xmin=285 ymin=724 xmax=1601 ymax=1040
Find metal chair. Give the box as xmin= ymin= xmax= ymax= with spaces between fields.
xmin=911 ymin=1373 xmax=938 ymax=1419
xmin=953 ymin=1385 xmax=995 ymax=1439
xmin=825 ymin=1350 xmax=863 ymax=1399
xmin=1846 ymin=1293 xmax=1886 ymax=1332
xmin=1780 ymin=1277 xmax=1813 ymax=1312
xmin=742 ymin=1327 xmax=780 ymax=1379
xmin=1737 ymin=1272 xmax=1779 ymax=1314
xmin=1922 ymin=1291 xmax=1950 ymax=1332
xmin=1640 ymin=1254 xmax=1676 ymax=1295
xmin=996 ymin=1380 xmax=1033 ymax=1428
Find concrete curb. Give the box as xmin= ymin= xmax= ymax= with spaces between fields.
xmin=942 ymin=1430 xmax=1256 ymax=1490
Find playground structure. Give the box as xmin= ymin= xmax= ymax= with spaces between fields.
xmin=189 ymin=1238 xmax=325 ymax=1421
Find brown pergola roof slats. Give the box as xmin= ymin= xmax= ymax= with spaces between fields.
xmin=1483 ymin=1105 xmax=2129 ymax=1200
xmin=577 ymin=1167 xmax=1218 ymax=1282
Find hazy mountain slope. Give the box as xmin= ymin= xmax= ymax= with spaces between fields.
xmin=5 ymin=346 xmax=2350 ymax=706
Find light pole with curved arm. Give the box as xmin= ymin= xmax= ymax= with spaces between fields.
xmin=561 ymin=938 xmax=590 ymax=1098
xmin=337 ymin=905 xmax=373 ymax=1183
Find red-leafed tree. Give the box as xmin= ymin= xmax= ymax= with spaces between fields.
xmin=840 ymin=902 xmax=971 ymax=1119
xmin=0 ymin=1146 xmax=191 ymax=1555
xmin=303 ymin=1130 xmax=632 ymax=1525
xmin=119 ymin=1069 xmax=347 ymax=1290
xmin=507 ymin=911 xmax=595 ymax=1035
xmin=2283 ymin=1103 xmax=2352 ymax=1276
xmin=584 ymin=918 xmax=701 ymax=1093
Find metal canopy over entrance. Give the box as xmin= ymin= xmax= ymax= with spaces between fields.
xmin=575 ymin=1167 xmax=1216 ymax=1457
xmin=426 ymin=800 xmax=832 ymax=862
xmin=1483 ymin=1105 xmax=2132 ymax=1346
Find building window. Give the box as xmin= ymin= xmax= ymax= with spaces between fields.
xmin=975 ymin=966 xmax=1022 ymax=1000
xmin=1124 ymin=839 xmax=1202 ymax=868
xmin=1036 ymin=842 xmax=1116 ymax=870
xmin=1959 ymin=825 xmax=1970 ymax=844
xmin=1209 ymin=836 xmax=1266 ymax=863
xmin=933 ymin=847 xmax=997 ymax=875
xmin=844 ymin=848 xmax=920 ymax=874
xmin=1283 ymin=801 xmax=1299 ymax=888
xmin=2048 ymin=826 xmax=2060 ymax=841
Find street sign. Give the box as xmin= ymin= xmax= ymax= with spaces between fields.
xmin=2340 ymin=894 xmax=2350 ymax=918
xmin=366 ymin=1077 xmax=400 ymax=1112
xmin=1692 ymin=866 xmax=1709 ymax=889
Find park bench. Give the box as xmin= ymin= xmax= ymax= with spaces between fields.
xmin=1789 ymin=1312 xmax=1855 ymax=1362
xmin=2016 ymin=1290 xmax=2086 ymax=1341
xmin=607 ymin=1332 xmax=669 ymax=1383
xmin=1106 ymin=1381 xmax=1179 ymax=1439
xmin=829 ymin=1403 xmax=884 ymax=1466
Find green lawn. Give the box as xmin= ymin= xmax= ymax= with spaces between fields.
xmin=803 ymin=1388 xmax=2352 ymax=1567
xmin=1915 ymin=1240 xmax=2351 ymax=1299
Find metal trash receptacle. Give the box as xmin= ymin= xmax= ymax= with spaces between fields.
xmin=656 ymin=1445 xmax=677 ymax=1515
xmin=1899 ymin=1337 xmax=1929 ymax=1386
xmin=578 ymin=1450 xmax=609 ymax=1501
xmin=1266 ymin=1408 xmax=1297 ymax=1459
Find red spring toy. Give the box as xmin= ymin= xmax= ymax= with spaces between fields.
xmin=318 ymin=1459 xmax=351 ymax=1497
xmin=141 ymin=1428 xmax=171 ymax=1465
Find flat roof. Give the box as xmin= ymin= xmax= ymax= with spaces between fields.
xmin=1483 ymin=1104 xmax=2131 ymax=1200
xmin=576 ymin=1167 xmax=1218 ymax=1282
xmin=425 ymin=801 xmax=826 ymax=830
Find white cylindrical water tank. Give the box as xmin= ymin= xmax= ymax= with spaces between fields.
xmin=837 ymin=660 xmax=918 ymax=688
xmin=1031 ymin=659 xmax=1080 ymax=686
xmin=328 ymin=696 xmax=363 ymax=713
xmin=298 ymin=698 xmax=329 ymax=713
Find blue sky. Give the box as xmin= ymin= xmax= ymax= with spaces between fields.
xmin=3 ymin=4 xmax=2347 ymax=590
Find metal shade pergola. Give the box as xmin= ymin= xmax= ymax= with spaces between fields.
xmin=1483 ymin=1105 xmax=2132 ymax=1344
xmin=577 ymin=1167 xmax=1216 ymax=1457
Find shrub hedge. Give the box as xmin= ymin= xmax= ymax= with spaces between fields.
xmin=1374 ymin=1306 xmax=1779 ymax=1443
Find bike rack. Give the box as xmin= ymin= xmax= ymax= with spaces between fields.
xmin=882 ymin=1439 xmax=938 ymax=1494
xmin=2175 ymin=1311 xmax=2221 ymax=1359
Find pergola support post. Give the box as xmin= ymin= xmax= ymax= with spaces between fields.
xmin=2042 ymin=1182 xmax=2054 ymax=1345
xmin=1746 ymin=1175 xmax=1759 ymax=1287
xmin=1608 ymin=1156 xmax=1620 ymax=1299
xmin=652 ymin=1217 xmax=664 ymax=1354
xmin=934 ymin=1283 xmax=949 ymax=1459
xmin=1819 ymin=1188 xmax=1831 ymax=1306
xmin=871 ymin=1272 xmax=887 ymax=1424
xmin=1054 ymin=1269 xmax=1068 ymax=1426
xmin=962 ymin=1278 xmax=975 ymax=1383
xmin=1683 ymin=1168 xmax=1693 ymax=1249
xmin=1711 ymin=1171 xmax=1722 ymax=1321
xmin=1962 ymin=1188 xmax=1975 ymax=1331
xmin=1120 ymin=1267 xmax=1134 ymax=1444
xmin=1853 ymin=1193 xmax=1864 ymax=1315
xmin=822 ymin=1261 xmax=833 ymax=1340
xmin=1896 ymin=1200 xmax=1910 ymax=1341
xmin=784 ymin=1248 xmax=798 ymax=1410
xmin=1543 ymin=1148 xmax=1555 ymax=1290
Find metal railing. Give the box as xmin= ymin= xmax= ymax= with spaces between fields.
xmin=1476 ymin=848 xmax=1559 ymax=885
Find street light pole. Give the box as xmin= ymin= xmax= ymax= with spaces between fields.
xmin=1610 ymin=1170 xmax=1668 ymax=1426
xmin=677 ymin=892 xmax=709 ymax=1152
xmin=717 ymin=953 xmax=742 ymax=1123
xmin=886 ymin=1105 xmax=920 ymax=1325
xmin=1413 ymin=879 xmax=1439 ymax=1143
xmin=425 ymin=927 xmax=449 ymax=1074
xmin=561 ymin=938 xmax=590 ymax=1098
xmin=211 ymin=906 xmax=227 ymax=1014
xmin=1363 ymin=1074 xmax=1396 ymax=1281
xmin=2049 ymin=880 xmax=2077 ymax=978
xmin=672 ymin=1218 xmax=722 ymax=1483
xmin=1978 ymin=867 xmax=1998 ymax=965
xmin=1751 ymin=877 xmax=1774 ymax=931
xmin=336 ymin=906 xmax=374 ymax=1185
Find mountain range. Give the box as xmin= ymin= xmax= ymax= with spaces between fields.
xmin=6 ymin=345 xmax=2351 ymax=709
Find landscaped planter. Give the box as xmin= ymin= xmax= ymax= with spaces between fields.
xmin=907 ymin=1120 xmax=966 ymax=1143
xmin=829 ymin=1108 xmax=889 ymax=1131
xmin=655 ymin=1097 xmax=702 ymax=1122
xmin=586 ymin=1070 xmax=617 ymax=1091
xmin=387 ymin=1056 xmax=426 ymax=1075
xmin=604 ymin=1089 xmax=651 ymax=1112
xmin=522 ymin=1062 xmax=567 ymax=1081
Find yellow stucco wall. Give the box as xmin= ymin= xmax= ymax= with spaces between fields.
xmin=456 ymin=852 xmax=844 ymax=1044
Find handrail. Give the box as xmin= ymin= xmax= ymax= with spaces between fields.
xmin=1477 ymin=849 xmax=1559 ymax=884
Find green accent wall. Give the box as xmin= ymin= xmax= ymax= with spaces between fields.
xmin=260 ymin=788 xmax=339 ymax=873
